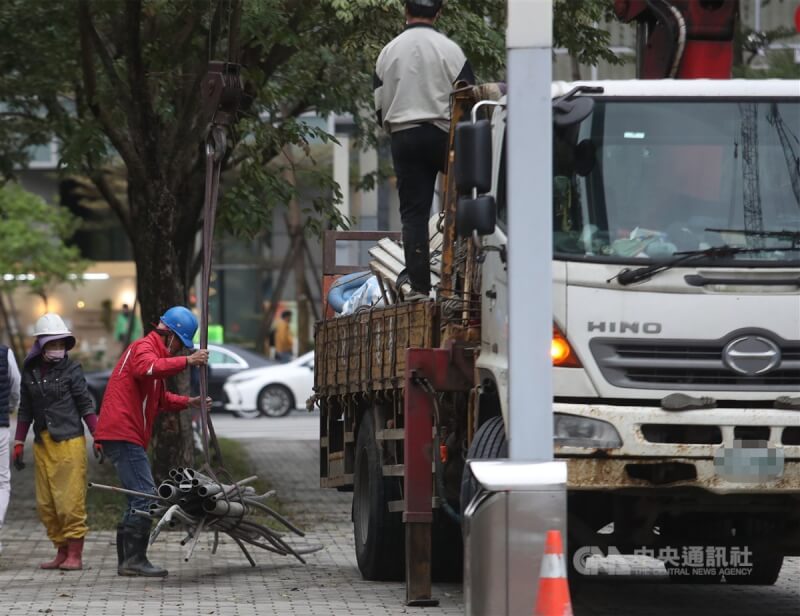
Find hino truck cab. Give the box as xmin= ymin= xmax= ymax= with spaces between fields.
xmin=468 ymin=79 xmax=800 ymax=584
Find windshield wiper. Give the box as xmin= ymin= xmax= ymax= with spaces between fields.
xmin=609 ymin=245 xmax=767 ymax=286
xmin=706 ymin=228 xmax=800 ymax=249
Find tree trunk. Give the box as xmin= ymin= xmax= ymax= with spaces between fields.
xmin=128 ymin=182 xmax=196 ymax=480
xmin=570 ymin=56 xmax=582 ymax=81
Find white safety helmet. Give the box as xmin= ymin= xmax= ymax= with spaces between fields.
xmin=33 ymin=313 xmax=72 ymax=337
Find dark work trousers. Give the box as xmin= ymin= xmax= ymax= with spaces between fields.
xmin=102 ymin=440 xmax=156 ymax=533
xmin=390 ymin=124 xmax=449 ymax=294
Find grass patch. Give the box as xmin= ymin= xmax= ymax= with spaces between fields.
xmin=87 ymin=437 xmax=283 ymax=531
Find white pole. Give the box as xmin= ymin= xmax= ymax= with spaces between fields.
xmin=507 ymin=0 xmax=553 ymax=462
xmin=754 ymin=0 xmax=761 ymax=34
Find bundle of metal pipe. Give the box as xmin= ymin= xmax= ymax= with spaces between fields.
xmin=89 ymin=467 xmax=322 ymax=566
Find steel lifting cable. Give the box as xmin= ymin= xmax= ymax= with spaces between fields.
xmin=195 ymin=27 xmax=279 ymax=560
xmin=198 ymin=124 xmax=226 ymax=468
xmin=196 ymin=10 xmax=245 ymax=469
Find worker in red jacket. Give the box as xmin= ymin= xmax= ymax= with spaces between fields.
xmin=95 ymin=306 xmax=209 ymax=577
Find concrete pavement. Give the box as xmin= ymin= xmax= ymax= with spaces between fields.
xmin=0 ymin=414 xmax=797 ymax=615
xmin=0 ymin=420 xmax=463 ymax=616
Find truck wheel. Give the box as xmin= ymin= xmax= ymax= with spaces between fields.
xmin=744 ymin=550 xmax=783 ymax=585
xmin=353 ymin=411 xmax=405 ymax=581
xmin=459 ymin=415 xmax=507 ymax=520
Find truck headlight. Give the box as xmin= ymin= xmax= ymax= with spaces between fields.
xmin=554 ymin=413 xmax=622 ymax=449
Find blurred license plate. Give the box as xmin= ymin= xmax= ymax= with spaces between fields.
xmin=714 ymin=441 xmax=784 ymax=482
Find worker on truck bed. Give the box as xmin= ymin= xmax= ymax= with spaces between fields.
xmin=94 ymin=306 xmax=209 ymax=578
xmin=374 ymin=0 xmax=475 ymax=301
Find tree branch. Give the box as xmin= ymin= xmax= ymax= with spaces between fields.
xmin=79 ymin=1 xmax=136 ymax=115
xmin=77 ymin=0 xmax=144 ymax=186
xmin=124 ymin=0 xmax=157 ymax=165
xmin=229 ymin=93 xmax=312 ymax=169
xmin=227 ymin=0 xmax=242 ymax=63
xmin=88 ymin=169 xmax=131 ymax=236
xmin=238 ymin=0 xmax=316 ymax=85
xmin=165 ymin=0 xmax=225 ymax=177
xmin=0 ymin=111 xmax=41 ymax=121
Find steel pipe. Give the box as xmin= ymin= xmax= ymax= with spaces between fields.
xmin=203 ymin=498 xmax=246 ymax=517
xmin=88 ymin=482 xmax=168 ymax=502
xmin=127 ymin=466 xmax=312 ymax=568
xmin=158 ymin=483 xmax=179 ymax=501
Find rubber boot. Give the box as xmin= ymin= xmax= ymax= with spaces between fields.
xmin=119 ymin=530 xmax=168 ymax=577
xmin=40 ymin=544 xmax=69 ymax=569
xmin=116 ymin=525 xmax=126 ymax=574
xmin=59 ymin=538 xmax=84 ymax=571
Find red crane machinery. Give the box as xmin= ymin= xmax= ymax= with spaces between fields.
xmin=614 ymin=0 xmax=739 ymax=78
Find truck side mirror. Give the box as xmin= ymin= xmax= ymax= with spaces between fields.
xmin=457 ymin=195 xmax=496 ymax=237
xmin=454 ymin=119 xmax=492 ymax=194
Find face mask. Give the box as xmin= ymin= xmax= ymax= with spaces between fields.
xmin=44 ymin=349 xmax=66 ymax=362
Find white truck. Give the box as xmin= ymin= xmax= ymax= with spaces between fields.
xmin=466 ymin=78 xmax=800 ymax=584
xmin=316 ymin=78 xmax=799 ymax=590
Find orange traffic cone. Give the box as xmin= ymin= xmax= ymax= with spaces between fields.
xmin=533 ymin=530 xmax=573 ymax=616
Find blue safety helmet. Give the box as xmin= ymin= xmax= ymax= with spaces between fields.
xmin=160 ymin=306 xmax=198 ymax=348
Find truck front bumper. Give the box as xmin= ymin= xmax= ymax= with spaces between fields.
xmin=554 ymin=402 xmax=800 ymax=494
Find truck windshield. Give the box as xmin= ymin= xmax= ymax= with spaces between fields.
xmin=553 ymin=99 xmax=800 ymax=264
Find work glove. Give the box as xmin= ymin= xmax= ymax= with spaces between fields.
xmin=12 ymin=442 xmax=25 ymax=471
xmin=93 ymin=442 xmax=105 ymax=464
xmin=188 ymin=396 xmax=213 ymax=409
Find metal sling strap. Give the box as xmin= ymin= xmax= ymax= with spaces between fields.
xmin=197 ymin=61 xmax=244 ymax=469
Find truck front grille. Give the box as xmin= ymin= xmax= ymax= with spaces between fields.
xmin=591 ymin=336 xmax=800 ymax=391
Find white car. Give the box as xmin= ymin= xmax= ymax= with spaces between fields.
xmin=223 ymin=351 xmax=315 ymax=418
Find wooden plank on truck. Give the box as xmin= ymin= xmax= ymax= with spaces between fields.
xmin=314 ymin=301 xmax=439 ymax=396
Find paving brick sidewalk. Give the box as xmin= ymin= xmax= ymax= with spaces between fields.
xmin=0 ymin=431 xmax=464 ymax=616
xmin=1 ymin=425 xmax=796 ymax=616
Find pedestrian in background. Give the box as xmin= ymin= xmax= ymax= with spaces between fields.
xmin=13 ymin=313 xmax=98 ymax=571
xmin=95 ymin=306 xmax=209 ymax=577
xmin=0 ymin=341 xmax=21 ymax=553
xmin=273 ymin=310 xmax=294 ymax=363
xmin=374 ymin=0 xmax=475 ymax=301
xmin=114 ymin=303 xmax=142 ymax=346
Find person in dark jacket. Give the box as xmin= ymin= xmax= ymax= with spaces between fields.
xmin=13 ymin=313 xmax=98 ymax=571
xmin=94 ymin=305 xmax=208 ymax=577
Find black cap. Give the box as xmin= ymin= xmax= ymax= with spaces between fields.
xmin=406 ymin=0 xmax=443 ymax=8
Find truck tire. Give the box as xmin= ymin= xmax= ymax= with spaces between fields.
xmin=743 ymin=550 xmax=784 ymax=585
xmin=459 ymin=415 xmax=507 ymax=521
xmin=353 ymin=411 xmax=405 ymax=581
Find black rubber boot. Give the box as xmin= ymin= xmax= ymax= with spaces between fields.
xmin=116 ymin=525 xmax=126 ymax=573
xmin=119 ymin=530 xmax=168 ymax=577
